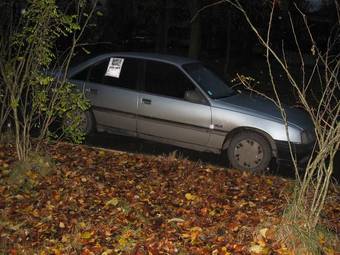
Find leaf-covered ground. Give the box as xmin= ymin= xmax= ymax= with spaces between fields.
xmin=0 ymin=143 xmax=339 ymax=254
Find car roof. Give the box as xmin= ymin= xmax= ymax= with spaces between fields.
xmin=116 ymin=52 xmax=198 ymax=65
xmin=68 ymin=52 xmax=200 ymax=77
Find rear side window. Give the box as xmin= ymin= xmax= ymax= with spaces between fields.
xmin=89 ymin=60 xmax=108 ymax=83
xmin=102 ymin=58 xmax=139 ymax=90
xmin=86 ymin=58 xmax=139 ymax=90
xmin=72 ymin=66 xmax=91 ymax=81
xmin=143 ymin=60 xmax=195 ymax=99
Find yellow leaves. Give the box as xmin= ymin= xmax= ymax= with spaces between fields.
xmin=101 ymin=249 xmax=114 ymax=255
xmin=118 ymin=236 xmax=128 ymax=247
xmin=265 ymin=179 xmax=273 ymax=185
xmin=51 ymin=248 xmax=62 ymax=255
xmin=182 ymin=227 xmax=202 ymax=244
xmin=250 ymin=227 xmax=272 ymax=254
xmin=59 ymin=222 xmax=65 ymax=229
xmin=79 ymin=221 xmax=87 ymax=229
xmin=212 ymin=248 xmax=232 ymax=255
xmin=105 ymin=197 xmax=119 ymax=207
xmin=259 ymin=228 xmax=268 ymax=239
xmin=61 ymin=234 xmax=70 ymax=243
xmin=46 ymin=201 xmax=55 ymax=211
xmin=221 ymin=246 xmax=232 ymax=255
xmin=98 ymin=150 xmax=106 ymax=157
xmin=81 ymin=231 xmax=94 ymax=239
xmin=249 ymin=244 xmax=270 ymax=254
xmin=116 ymin=229 xmax=135 ymax=250
xmin=323 ymin=247 xmax=336 ymax=255
xmin=275 ymin=246 xmax=294 ymax=255
xmin=185 ymin=193 xmax=198 ymax=201
xmin=209 ymin=209 xmax=216 ymax=217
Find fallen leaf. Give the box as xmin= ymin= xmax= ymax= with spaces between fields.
xmin=81 ymin=231 xmax=93 ymax=239
xmin=101 ymin=249 xmax=113 ymax=255
xmin=185 ymin=193 xmax=196 ymax=201
xmin=249 ymin=244 xmax=269 ymax=254
xmin=59 ymin=222 xmax=65 ymax=229
xmin=259 ymin=228 xmax=268 ymax=238
xmin=167 ymin=218 xmax=184 ymax=223
xmin=105 ymin=197 xmax=119 ymax=207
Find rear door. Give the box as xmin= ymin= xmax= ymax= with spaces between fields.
xmin=70 ymin=57 xmax=142 ymax=136
xmin=137 ymin=60 xmax=212 ymax=146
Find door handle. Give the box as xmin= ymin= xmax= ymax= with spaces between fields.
xmin=142 ymin=98 xmax=152 ymax=105
xmin=85 ymin=88 xmax=98 ymax=95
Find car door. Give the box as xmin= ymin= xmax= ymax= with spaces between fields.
xmin=137 ymin=60 xmax=212 ymax=146
xmin=70 ymin=57 xmax=142 ymax=136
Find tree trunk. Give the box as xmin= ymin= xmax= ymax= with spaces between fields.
xmin=187 ymin=0 xmax=201 ymax=59
xmin=156 ymin=0 xmax=170 ymax=53
xmin=224 ymin=9 xmax=232 ymax=76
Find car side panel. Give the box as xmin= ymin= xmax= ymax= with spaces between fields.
xmin=208 ymin=107 xmax=302 ymax=150
xmin=84 ymin=82 xmax=138 ymax=135
xmin=137 ymin=93 xmax=212 ymax=146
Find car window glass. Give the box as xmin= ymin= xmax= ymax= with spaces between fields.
xmin=144 ymin=60 xmax=195 ymax=99
xmin=183 ymin=63 xmax=235 ymax=99
xmin=71 ymin=66 xmax=90 ymax=81
xmin=88 ymin=60 xmax=109 ymax=83
xmin=102 ymin=58 xmax=139 ymax=90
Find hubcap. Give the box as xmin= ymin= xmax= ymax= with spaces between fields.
xmin=64 ymin=111 xmax=88 ymax=133
xmin=77 ymin=112 xmax=88 ymax=132
xmin=234 ymin=139 xmax=263 ymax=169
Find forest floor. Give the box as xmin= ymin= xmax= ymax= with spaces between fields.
xmin=0 ymin=142 xmax=339 ymax=255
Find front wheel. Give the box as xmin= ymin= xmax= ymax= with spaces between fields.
xmin=227 ymin=131 xmax=272 ymax=171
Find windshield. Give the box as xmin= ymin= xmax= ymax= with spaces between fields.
xmin=183 ymin=63 xmax=235 ymax=99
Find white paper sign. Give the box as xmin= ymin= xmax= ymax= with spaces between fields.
xmin=105 ymin=58 xmax=124 ymax=78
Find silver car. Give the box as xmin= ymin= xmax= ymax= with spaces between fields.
xmin=67 ymin=52 xmax=315 ymax=171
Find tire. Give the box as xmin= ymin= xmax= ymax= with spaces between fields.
xmin=63 ymin=110 xmax=95 ymax=136
xmin=227 ymin=131 xmax=272 ymax=171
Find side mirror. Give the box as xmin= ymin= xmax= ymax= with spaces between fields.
xmin=184 ymin=89 xmax=205 ymax=104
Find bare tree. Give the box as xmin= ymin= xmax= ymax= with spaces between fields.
xmin=197 ymin=0 xmax=339 ymax=252
xmin=187 ymin=0 xmax=202 ymax=58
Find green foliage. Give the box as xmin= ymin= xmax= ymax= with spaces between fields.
xmin=0 ymin=0 xmax=93 ymax=160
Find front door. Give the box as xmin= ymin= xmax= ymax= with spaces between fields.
xmin=137 ymin=60 xmax=211 ymax=146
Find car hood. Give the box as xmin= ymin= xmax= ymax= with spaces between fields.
xmin=213 ymin=93 xmax=313 ymax=131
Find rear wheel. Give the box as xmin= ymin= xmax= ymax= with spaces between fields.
xmin=227 ymin=131 xmax=272 ymax=171
xmin=63 ymin=110 xmax=95 ymax=136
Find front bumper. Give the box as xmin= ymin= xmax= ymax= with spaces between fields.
xmin=275 ymin=140 xmax=315 ymax=167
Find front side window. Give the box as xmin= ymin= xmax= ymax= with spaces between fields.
xmin=183 ymin=63 xmax=235 ymax=99
xmin=144 ymin=60 xmax=195 ymax=99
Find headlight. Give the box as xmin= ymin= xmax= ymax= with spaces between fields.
xmin=301 ymin=131 xmax=309 ymax=144
xmin=301 ymin=130 xmax=315 ymax=144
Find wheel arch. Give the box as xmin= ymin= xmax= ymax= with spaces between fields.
xmin=222 ymin=127 xmax=278 ymax=158
xmin=86 ymin=108 xmax=97 ymax=132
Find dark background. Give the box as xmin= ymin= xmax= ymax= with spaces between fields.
xmin=1 ymin=0 xmax=339 ymax=178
